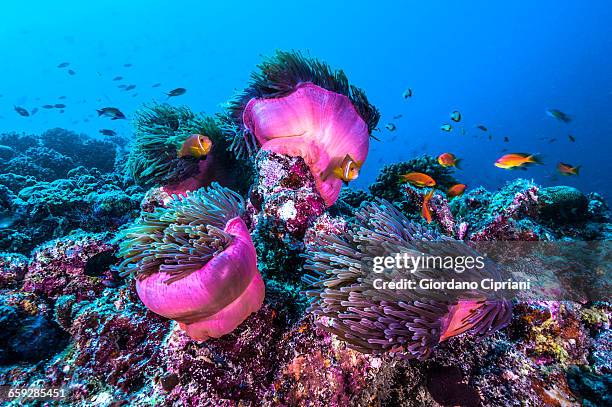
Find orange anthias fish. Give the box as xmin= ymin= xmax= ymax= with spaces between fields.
xmin=437 ymin=153 xmax=462 ymax=168
xmin=332 ymin=154 xmax=362 ymax=184
xmin=557 ymin=162 xmax=580 ymax=176
xmin=399 ymin=172 xmax=436 ymax=187
xmin=421 ymin=189 xmax=435 ymax=223
xmin=494 ymin=153 xmax=542 ymax=169
xmin=178 ymin=134 xmax=212 ymax=159
xmin=447 ymin=183 xmax=467 ymax=198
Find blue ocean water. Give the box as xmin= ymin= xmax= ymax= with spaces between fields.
xmin=1 ymin=1 xmax=611 ymax=199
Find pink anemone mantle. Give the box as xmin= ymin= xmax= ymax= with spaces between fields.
xmin=135 ymin=217 xmax=265 ymax=341
xmin=243 ymin=82 xmax=370 ymax=206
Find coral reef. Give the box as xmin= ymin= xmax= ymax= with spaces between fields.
xmin=0 ymin=129 xmax=142 ymax=254
xmin=0 ymin=52 xmax=610 ymax=406
xmin=0 ymin=166 xmax=142 ymax=254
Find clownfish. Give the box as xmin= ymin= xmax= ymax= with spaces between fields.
xmin=178 ymin=134 xmax=212 ymax=159
xmin=330 ymin=154 xmax=362 ymax=184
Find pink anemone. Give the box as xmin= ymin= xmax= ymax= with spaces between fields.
xmin=136 ymin=217 xmax=264 ymax=340
xmin=243 ymin=82 xmax=370 ymax=206
xmin=161 ymin=159 xmax=214 ymax=197
xmin=113 ymin=184 xmax=264 ymax=340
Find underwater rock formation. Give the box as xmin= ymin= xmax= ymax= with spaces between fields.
xmin=22 ymin=232 xmax=117 ymax=301
xmin=126 ymin=103 xmax=251 ymax=195
xmin=0 ymin=166 xmax=143 ymax=254
xmin=113 ymin=183 xmax=265 ymax=340
xmin=0 ymin=127 xmax=142 ymax=254
xmin=448 ymin=179 xmax=610 ymax=241
xmin=222 ymin=50 xmax=380 ymax=206
xmin=251 ymin=150 xmax=326 ymax=240
xmin=303 ymin=198 xmax=512 ymax=360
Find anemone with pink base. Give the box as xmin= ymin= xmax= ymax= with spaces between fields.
xmin=221 ymin=50 xmax=380 ymax=206
xmin=243 ymin=82 xmax=370 ymax=206
xmin=303 ymin=198 xmax=512 ymax=360
xmin=127 ymin=103 xmax=252 ymax=197
xmin=113 ymin=183 xmax=264 ymax=340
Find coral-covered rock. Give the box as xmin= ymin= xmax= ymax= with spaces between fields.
xmin=0 ymin=252 xmax=28 ymax=288
xmin=253 ymin=150 xmax=326 ymax=240
xmin=539 ymin=186 xmax=589 ymax=221
xmin=0 ymin=291 xmax=68 ymax=365
xmin=0 ymin=168 xmax=142 ymax=254
xmin=49 ymin=288 xmax=170 ymax=394
xmin=23 ymin=232 xmax=117 ymax=301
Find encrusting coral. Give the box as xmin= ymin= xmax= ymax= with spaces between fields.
xmin=221 ymin=50 xmax=380 ymax=206
xmin=113 ymin=183 xmax=265 ymax=340
xmin=303 ymin=198 xmax=512 ymax=360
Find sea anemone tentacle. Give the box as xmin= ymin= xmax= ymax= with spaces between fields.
xmin=112 ymin=183 xmax=264 ymax=340
xmin=303 ymin=198 xmax=513 ymax=360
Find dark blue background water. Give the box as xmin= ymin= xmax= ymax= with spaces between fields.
xmin=1 ymin=1 xmax=611 ymax=199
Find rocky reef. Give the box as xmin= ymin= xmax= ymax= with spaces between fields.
xmin=0 ymin=128 xmax=142 ymax=254
xmin=0 ymin=52 xmax=610 ymax=406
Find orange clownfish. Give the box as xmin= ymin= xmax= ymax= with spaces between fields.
xmin=421 ymin=189 xmax=435 ymax=223
xmin=494 ymin=153 xmax=542 ymax=170
xmin=399 ymin=172 xmax=436 ymax=188
xmin=557 ymin=162 xmax=580 ymax=176
xmin=447 ymin=183 xmax=467 ymax=199
xmin=437 ymin=153 xmax=462 ymax=168
xmin=331 ymin=154 xmax=362 ymax=184
xmin=178 ymin=134 xmax=212 ymax=159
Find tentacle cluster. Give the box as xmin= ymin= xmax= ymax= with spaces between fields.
xmin=126 ymin=103 xmax=224 ymax=186
xmin=220 ymin=50 xmax=380 ymax=159
xmin=303 ymin=198 xmax=512 ymax=360
xmin=113 ymin=183 xmax=244 ymax=283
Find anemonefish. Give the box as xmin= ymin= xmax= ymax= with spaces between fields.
xmin=178 ymin=134 xmax=212 ymax=159
xmin=331 ymin=154 xmax=362 ymax=184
